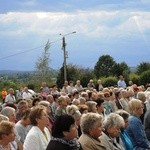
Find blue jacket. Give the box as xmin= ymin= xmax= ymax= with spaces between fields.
xmin=120 ymin=129 xmax=134 ymax=150
xmin=126 ymin=115 xmax=150 ymax=150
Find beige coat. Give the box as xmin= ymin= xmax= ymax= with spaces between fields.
xmin=99 ymin=132 xmax=124 ymax=150
xmin=79 ymin=133 xmax=106 ymax=150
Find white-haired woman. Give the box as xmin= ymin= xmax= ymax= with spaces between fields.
xmin=79 ymin=112 xmax=106 ymax=150
xmin=99 ymin=113 xmax=125 ymax=150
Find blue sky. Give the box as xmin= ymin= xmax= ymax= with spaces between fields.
xmin=0 ymin=0 xmax=150 ymax=71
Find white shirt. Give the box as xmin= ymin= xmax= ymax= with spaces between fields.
xmin=23 ymin=126 xmax=51 ymax=150
xmin=22 ymin=92 xmax=32 ymax=99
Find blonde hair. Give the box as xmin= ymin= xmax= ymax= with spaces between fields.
xmin=128 ymin=99 xmax=143 ymax=114
xmin=66 ymin=105 xmax=81 ymax=119
xmin=0 ymin=114 xmax=9 ymax=122
xmin=0 ymin=121 xmax=14 ymax=139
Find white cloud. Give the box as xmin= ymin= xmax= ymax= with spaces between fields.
xmin=0 ymin=10 xmax=149 ymax=38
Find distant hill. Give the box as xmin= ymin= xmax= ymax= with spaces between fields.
xmin=0 ymin=69 xmax=58 ymax=77
xmin=0 ymin=70 xmax=32 ymax=74
xmin=130 ymin=67 xmax=137 ymax=72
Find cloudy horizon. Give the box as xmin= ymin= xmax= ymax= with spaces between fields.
xmin=0 ymin=0 xmax=150 ymax=71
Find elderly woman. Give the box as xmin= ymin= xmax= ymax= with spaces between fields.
xmin=23 ymin=105 xmax=51 ymax=150
xmin=66 ymin=104 xmax=82 ymax=137
xmin=126 ymin=99 xmax=150 ymax=149
xmin=86 ymin=101 xmax=97 ymax=113
xmin=99 ymin=113 xmax=125 ymax=150
xmin=46 ymin=114 xmax=82 ymax=150
xmin=15 ymin=110 xmax=31 ymax=144
xmin=115 ymin=110 xmax=133 ymax=150
xmin=55 ymin=96 xmax=67 ymax=118
xmin=1 ymin=106 xmax=23 ymax=150
xmin=79 ymin=112 xmax=106 ymax=150
xmin=0 ymin=121 xmax=16 ymax=150
xmin=1 ymin=106 xmax=16 ymax=123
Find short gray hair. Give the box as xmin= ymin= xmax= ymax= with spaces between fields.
xmin=80 ymin=112 xmax=103 ymax=134
xmin=137 ymin=92 xmax=145 ymax=100
xmin=1 ymin=107 xmax=15 ymax=118
xmin=103 ymin=113 xmax=125 ymax=129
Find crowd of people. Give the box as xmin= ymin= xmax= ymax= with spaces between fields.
xmin=0 ymin=77 xmax=150 ymax=150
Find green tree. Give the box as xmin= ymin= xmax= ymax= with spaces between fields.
xmin=94 ymin=55 xmax=116 ymax=78
xmin=34 ymin=40 xmax=52 ymax=85
xmin=136 ymin=62 xmax=150 ymax=75
xmin=129 ymin=73 xmax=140 ymax=85
xmin=56 ymin=64 xmax=81 ymax=88
xmin=139 ymin=70 xmax=150 ymax=86
xmin=56 ymin=64 xmax=95 ymax=88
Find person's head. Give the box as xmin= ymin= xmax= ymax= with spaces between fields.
xmin=32 ymin=98 xmax=41 ymax=107
xmin=80 ymin=112 xmax=103 ymax=139
xmin=81 ymin=92 xmax=89 ymax=101
xmin=76 ymin=80 xmax=81 ymax=85
xmin=17 ymin=100 xmax=28 ymax=113
xmin=20 ymin=109 xmax=31 ymax=126
xmin=0 ymin=114 xmax=9 ymax=122
xmin=26 ymin=99 xmax=33 ymax=108
xmin=86 ymin=101 xmax=97 ymax=113
xmin=97 ymin=79 xmax=102 ymax=84
xmin=120 ymin=90 xmax=128 ymax=98
xmin=24 ymin=87 xmax=29 ymax=92
xmin=1 ymin=107 xmax=16 ymax=123
xmin=89 ymin=79 xmax=94 ymax=83
xmin=66 ymin=105 xmax=81 ymax=126
xmin=0 ymin=121 xmax=15 ymax=143
xmin=69 ymin=80 xmax=74 ymax=86
xmin=8 ymin=88 xmax=14 ymax=95
xmin=78 ymin=104 xmax=89 ymax=114
xmin=42 ymin=82 xmax=47 ymax=87
xmin=96 ymin=98 xmax=104 ymax=114
xmin=115 ymin=110 xmax=130 ymax=128
xmin=58 ymin=96 xmax=67 ymax=108
xmin=29 ymin=105 xmax=48 ymax=127
xmin=72 ymin=98 xmax=80 ymax=106
xmin=46 ymin=94 xmax=54 ymax=104
xmin=128 ymin=99 xmax=144 ymax=117
xmin=119 ymin=75 xmax=124 ymax=80
xmin=102 ymin=113 xmax=125 ymax=138
xmin=52 ymin=114 xmax=78 ymax=140
xmin=78 ymin=97 xmax=86 ymax=105
xmin=38 ymin=101 xmax=51 ymax=114
xmin=73 ymin=91 xmax=79 ymax=99
xmin=137 ymin=91 xmax=146 ymax=103
xmin=129 ymin=80 xmax=133 ymax=86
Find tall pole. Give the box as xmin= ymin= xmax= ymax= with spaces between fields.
xmin=62 ymin=36 xmax=67 ymax=82
xmin=60 ymin=31 xmax=76 ymax=82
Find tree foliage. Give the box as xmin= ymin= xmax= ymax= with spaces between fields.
xmin=34 ymin=41 xmax=52 ymax=85
xmin=56 ymin=64 xmax=95 ymax=88
xmin=94 ymin=55 xmax=116 ymax=78
xmin=129 ymin=73 xmax=140 ymax=85
xmin=136 ymin=62 xmax=150 ymax=75
xmin=102 ymin=76 xmax=118 ymax=87
xmin=139 ymin=70 xmax=150 ymax=85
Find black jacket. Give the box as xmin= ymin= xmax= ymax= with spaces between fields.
xmin=46 ymin=137 xmax=82 ymax=150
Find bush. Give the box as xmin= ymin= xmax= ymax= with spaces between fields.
xmin=102 ymin=76 xmax=118 ymax=87
xmin=129 ymin=73 xmax=140 ymax=85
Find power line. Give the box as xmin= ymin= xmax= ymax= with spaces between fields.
xmin=0 ymin=38 xmax=62 ymax=61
